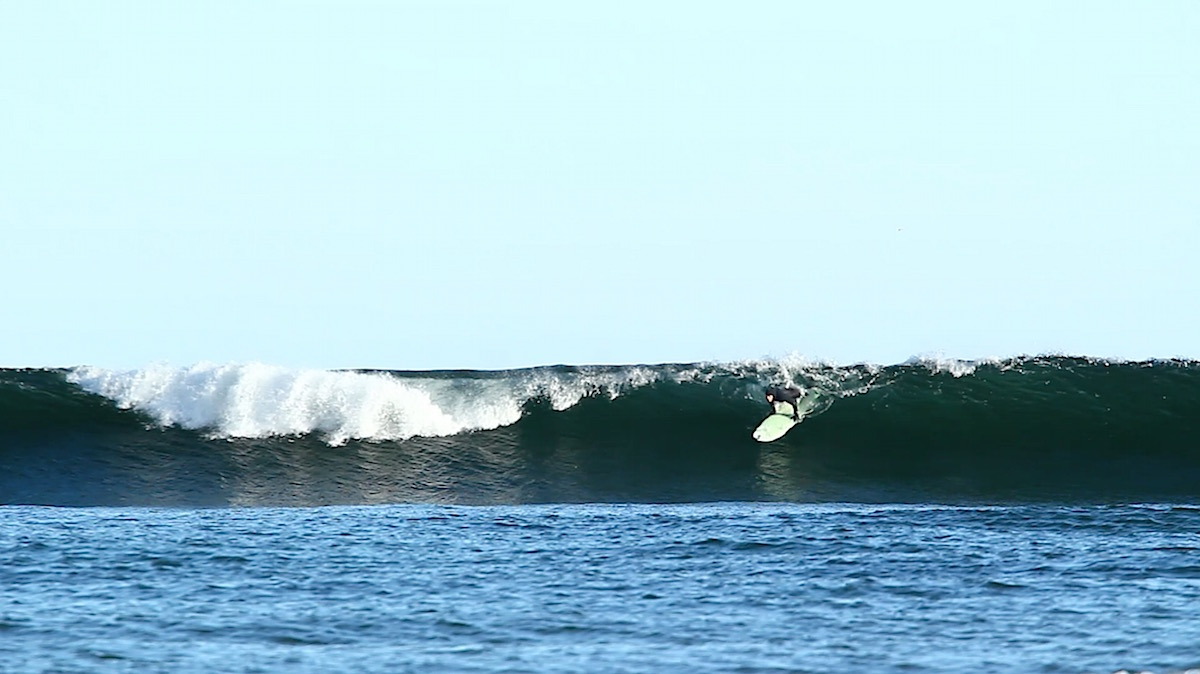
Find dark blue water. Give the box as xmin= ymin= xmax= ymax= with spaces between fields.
xmin=3 ymin=502 xmax=1198 ymax=673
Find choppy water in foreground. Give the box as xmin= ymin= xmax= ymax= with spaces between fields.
xmin=3 ymin=502 xmax=1198 ymax=673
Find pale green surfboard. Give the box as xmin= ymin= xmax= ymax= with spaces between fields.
xmin=752 ymin=413 xmax=797 ymax=442
xmin=752 ymin=391 xmax=821 ymax=442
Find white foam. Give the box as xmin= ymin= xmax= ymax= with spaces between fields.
xmin=718 ymin=353 xmax=886 ymax=400
xmin=66 ymin=362 xmax=670 ymax=445
xmin=903 ymin=353 xmax=1004 ymax=378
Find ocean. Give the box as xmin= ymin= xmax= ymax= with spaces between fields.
xmin=2 ymin=356 xmax=1199 ymax=672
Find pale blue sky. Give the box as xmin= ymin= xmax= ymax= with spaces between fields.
xmin=3 ymin=2 xmax=1198 ymax=369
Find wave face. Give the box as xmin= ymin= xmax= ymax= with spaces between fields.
xmin=2 ymin=357 xmax=1198 ymax=506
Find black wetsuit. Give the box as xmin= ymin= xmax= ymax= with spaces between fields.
xmin=765 ymin=386 xmax=804 ymax=420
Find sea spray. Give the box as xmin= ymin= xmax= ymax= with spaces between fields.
xmin=65 ymin=362 xmax=682 ymax=444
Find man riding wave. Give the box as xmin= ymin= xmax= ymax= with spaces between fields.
xmin=764 ymin=385 xmax=804 ymax=421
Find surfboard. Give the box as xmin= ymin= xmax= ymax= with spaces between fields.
xmin=752 ymin=391 xmax=822 ymax=442
xmin=752 ymin=412 xmax=797 ymax=442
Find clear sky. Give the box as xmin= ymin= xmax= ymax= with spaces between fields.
xmin=3 ymin=2 xmax=1198 ymax=370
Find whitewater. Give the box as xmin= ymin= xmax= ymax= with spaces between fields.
xmin=64 ymin=360 xmax=687 ymax=445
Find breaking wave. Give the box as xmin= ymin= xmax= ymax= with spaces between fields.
xmin=2 ymin=356 xmax=1198 ymax=506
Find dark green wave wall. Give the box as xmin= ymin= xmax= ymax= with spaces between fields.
xmin=2 ymin=358 xmax=1198 ymax=506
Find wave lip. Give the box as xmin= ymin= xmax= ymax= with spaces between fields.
xmin=64 ymin=362 xmax=682 ymax=444
xmin=68 ymin=363 xmax=476 ymax=444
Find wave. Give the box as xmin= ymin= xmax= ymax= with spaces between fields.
xmin=2 ymin=356 xmax=1198 ymax=506
xmin=63 ymin=361 xmax=680 ymax=444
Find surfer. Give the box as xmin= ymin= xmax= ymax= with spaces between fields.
xmin=765 ymin=386 xmax=804 ymax=421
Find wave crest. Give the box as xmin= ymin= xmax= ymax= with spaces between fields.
xmin=65 ymin=362 xmax=680 ymax=444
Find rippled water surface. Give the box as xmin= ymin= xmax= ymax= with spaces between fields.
xmin=2 ymin=503 xmax=1198 ymax=673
